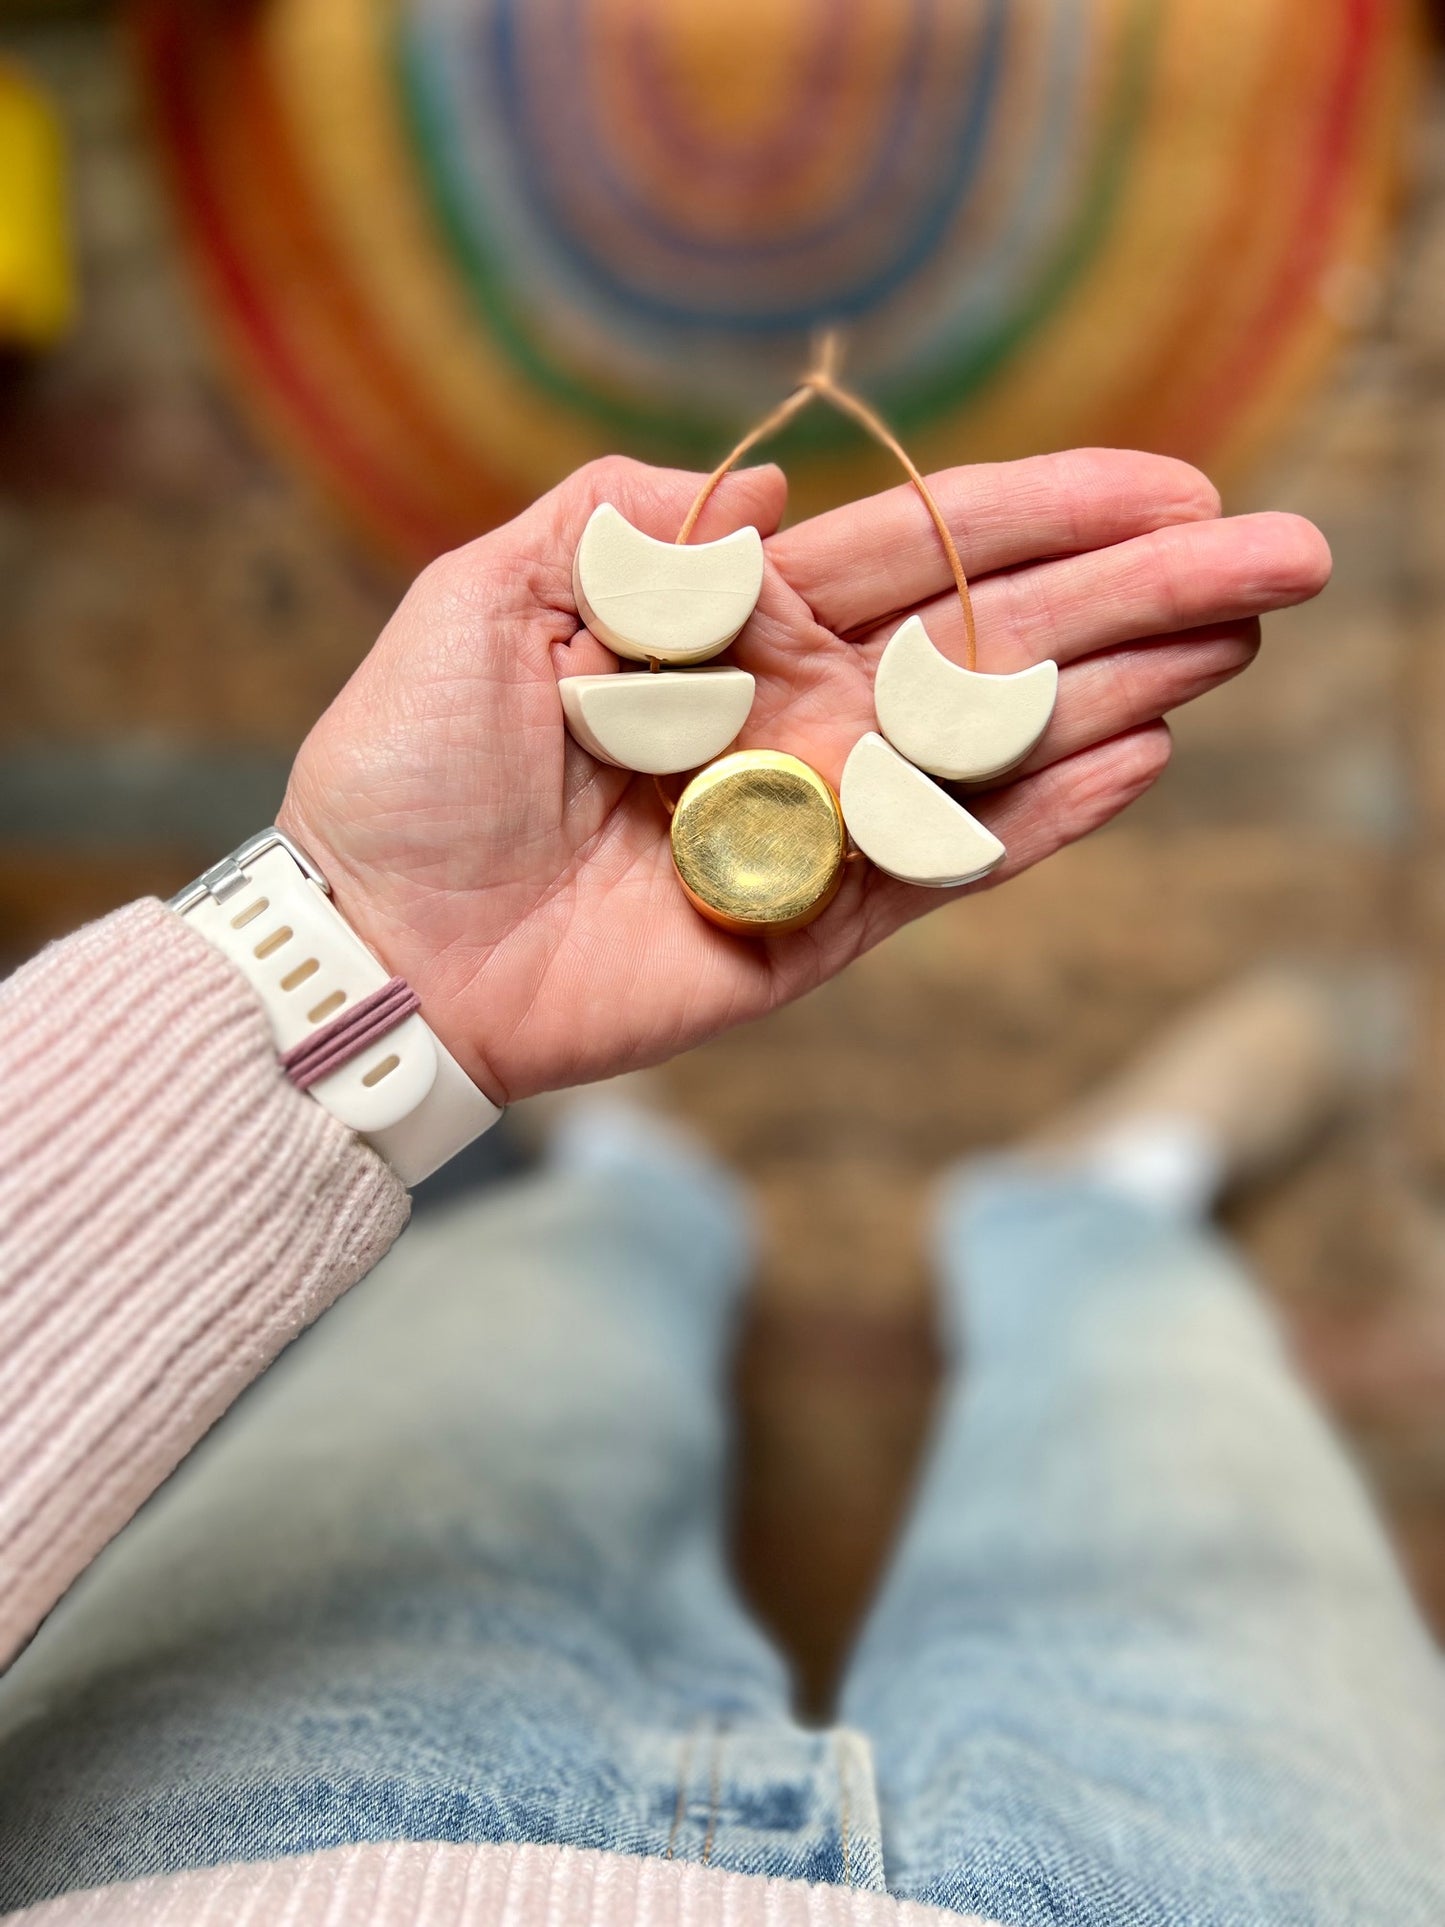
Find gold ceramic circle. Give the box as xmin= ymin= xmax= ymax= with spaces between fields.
xmin=671 ymin=750 xmax=846 ymax=935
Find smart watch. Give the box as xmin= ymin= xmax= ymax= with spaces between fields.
xmin=169 ymin=829 xmax=501 ymax=1184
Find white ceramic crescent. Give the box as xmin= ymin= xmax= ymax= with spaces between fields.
xmin=573 ymin=503 xmax=765 ymax=664
xmin=559 ymin=667 xmax=756 ymax=775
xmin=841 ymin=732 xmax=1006 ymax=888
xmin=874 ymin=614 xmax=1058 ymax=783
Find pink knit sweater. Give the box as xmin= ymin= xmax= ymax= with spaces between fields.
xmin=0 ymin=904 xmax=982 ymax=1927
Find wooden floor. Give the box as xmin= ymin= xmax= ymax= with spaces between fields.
xmin=6 ymin=17 xmax=1445 ymax=1713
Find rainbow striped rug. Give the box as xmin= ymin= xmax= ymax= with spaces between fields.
xmin=132 ymin=0 xmax=1420 ymax=563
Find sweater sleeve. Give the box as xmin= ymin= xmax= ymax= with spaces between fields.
xmin=0 ymin=898 xmax=410 ymax=1667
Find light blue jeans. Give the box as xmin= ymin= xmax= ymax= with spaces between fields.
xmin=1 ymin=1136 xmax=1443 ymax=1923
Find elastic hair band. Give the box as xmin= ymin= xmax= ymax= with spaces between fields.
xmin=282 ymin=976 xmax=421 ymax=1092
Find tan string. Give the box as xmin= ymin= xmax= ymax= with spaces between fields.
xmin=676 ymin=331 xmax=978 ymax=670
xmin=674 ymin=381 xmax=817 ymax=544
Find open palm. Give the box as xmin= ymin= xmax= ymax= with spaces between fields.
xmin=279 ymin=452 xmax=1330 ymax=1103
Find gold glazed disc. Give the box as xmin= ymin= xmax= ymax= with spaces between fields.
xmin=670 ymin=750 xmax=846 ymax=935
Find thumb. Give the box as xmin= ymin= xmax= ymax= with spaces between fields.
xmin=538 ymin=453 xmax=789 ymax=553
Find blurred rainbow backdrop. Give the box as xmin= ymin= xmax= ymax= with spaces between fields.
xmin=132 ymin=0 xmax=1420 ymax=564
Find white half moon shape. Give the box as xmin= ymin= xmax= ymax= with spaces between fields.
xmin=573 ymin=502 xmax=765 ymax=664
xmin=874 ymin=614 xmax=1058 ymax=783
xmin=560 ymin=667 xmax=756 ymax=775
xmin=841 ymin=732 xmax=1006 ymax=888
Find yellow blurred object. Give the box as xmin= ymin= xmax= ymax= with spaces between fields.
xmin=0 ymin=61 xmax=73 ymax=349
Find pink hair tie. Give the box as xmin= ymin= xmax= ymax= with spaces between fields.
xmin=281 ymin=976 xmax=421 ymax=1092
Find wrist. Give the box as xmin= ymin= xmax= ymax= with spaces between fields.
xmin=272 ymin=796 xmax=502 ymax=1098
xmin=171 ymin=822 xmax=501 ymax=1184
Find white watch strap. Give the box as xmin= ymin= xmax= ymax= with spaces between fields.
xmin=171 ymin=831 xmax=500 ymax=1185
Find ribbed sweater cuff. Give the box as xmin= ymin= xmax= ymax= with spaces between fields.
xmin=4 ymin=1842 xmax=985 ymax=1927
xmin=0 ymin=899 xmax=409 ymax=1666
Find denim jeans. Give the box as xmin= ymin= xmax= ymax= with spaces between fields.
xmin=1 ymin=1136 xmax=1442 ymax=1924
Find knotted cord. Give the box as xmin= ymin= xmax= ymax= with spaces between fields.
xmin=676 ymin=331 xmax=977 ymax=670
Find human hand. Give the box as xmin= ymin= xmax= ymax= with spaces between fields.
xmin=278 ymin=453 xmax=1331 ymax=1102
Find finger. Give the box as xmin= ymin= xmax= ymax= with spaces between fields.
xmin=852 ymin=512 xmax=1331 ymax=671
xmin=738 ymin=604 xmax=1257 ymax=805
xmin=743 ymin=612 xmax=1252 ymax=812
xmin=560 ymin=456 xmax=788 ymax=682
xmin=540 ymin=453 xmax=789 ymax=571
xmin=973 ymin=721 xmax=1174 ymax=882
xmin=1012 ymin=622 xmax=1259 ymax=777
xmin=840 ymin=723 xmax=1175 ymax=959
xmin=424 ymin=454 xmax=790 ymax=677
xmin=769 ymin=448 xmax=1222 ymax=635
xmin=785 ymin=723 xmax=1173 ymax=983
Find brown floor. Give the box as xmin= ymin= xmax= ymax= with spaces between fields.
xmin=6 ymin=15 xmax=1445 ymax=1714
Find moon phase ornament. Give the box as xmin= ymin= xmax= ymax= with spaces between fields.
xmin=671 ymin=752 xmax=847 ymax=935
xmin=844 ymin=603 xmax=1058 ymax=886
xmin=572 ymin=506 xmax=764 ymax=665
xmin=562 ymin=337 xmax=1057 ymax=932
xmin=840 ymin=734 xmax=1006 ymax=889
xmin=558 ymin=663 xmax=756 ymax=776
xmin=560 ymin=503 xmax=763 ymax=780
xmin=873 ymin=616 xmax=1059 ymax=785
xmin=564 ymin=490 xmax=846 ymax=929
